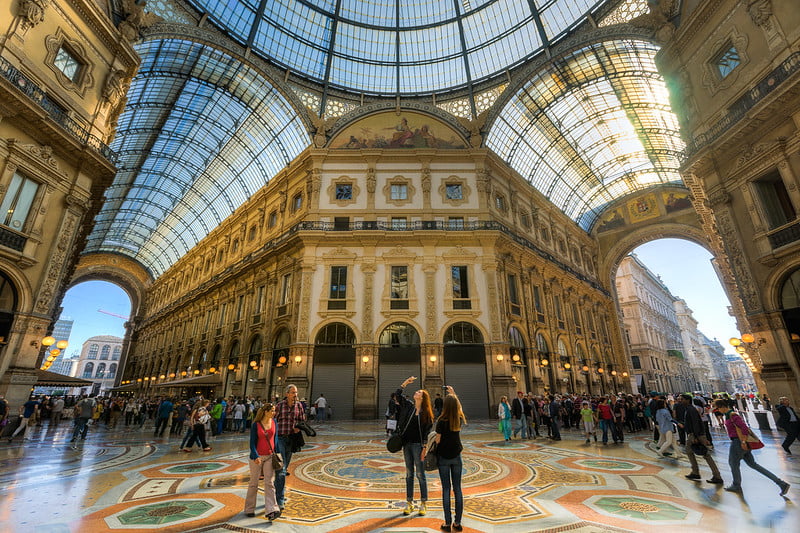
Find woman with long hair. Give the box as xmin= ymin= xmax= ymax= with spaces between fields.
xmin=244 ymin=403 xmax=282 ymax=520
xmin=182 ymin=401 xmax=211 ymax=452
xmin=713 ymin=399 xmax=790 ymax=495
xmin=498 ymin=396 xmax=512 ymax=441
xmin=396 ymin=376 xmax=434 ymax=516
xmin=431 ymin=385 xmax=466 ymax=532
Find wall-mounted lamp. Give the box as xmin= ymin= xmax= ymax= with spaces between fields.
xmin=496 ymin=354 xmax=504 ymax=362
xmin=429 ymin=355 xmax=437 ymax=363
xmin=361 ymin=355 xmax=370 ymax=364
xmin=209 ymin=367 xmax=217 ymax=373
xmin=512 ymin=354 xmax=521 ymax=363
xmin=278 ymin=356 xmax=287 ymax=364
xmin=228 ymin=363 xmax=235 ymax=370
xmin=540 ymin=358 xmax=549 ymax=366
xmin=144 ymin=376 xmax=149 ymax=381
xmin=159 ymin=374 xmax=165 ymax=379
xmin=193 ymin=369 xmax=200 ymax=375
xmin=611 ymin=370 xmax=617 ymax=376
xmin=582 ymin=365 xmax=589 ymax=372
xmin=563 ymin=362 xmax=571 ymax=370
xmin=181 ymin=371 xmax=188 ymax=377
xmin=294 ymin=355 xmax=302 ymax=365
xmin=169 ymin=373 xmax=176 ymax=378
xmin=597 ymin=367 xmax=604 ymax=374
xmin=136 ymin=378 xmax=142 ymax=382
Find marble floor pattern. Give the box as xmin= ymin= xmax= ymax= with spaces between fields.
xmin=1 ymin=420 xmax=798 ymax=533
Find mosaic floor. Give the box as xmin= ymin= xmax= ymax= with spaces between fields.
xmin=1 ymin=420 xmax=798 ymax=533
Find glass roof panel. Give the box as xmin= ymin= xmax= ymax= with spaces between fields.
xmin=185 ymin=0 xmax=608 ymax=95
xmin=84 ymin=39 xmax=309 ymax=277
xmin=487 ymin=39 xmax=685 ymax=230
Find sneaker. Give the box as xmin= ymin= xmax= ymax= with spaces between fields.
xmin=780 ymin=482 xmax=790 ymax=496
xmin=662 ymin=452 xmax=673 ymax=457
xmin=202 ymin=447 xmax=212 ymax=451
xmin=783 ymin=446 xmax=792 ymax=455
xmin=724 ymin=485 xmax=742 ymax=493
xmin=685 ymin=473 xmax=701 ymax=480
xmin=418 ymin=502 xmax=427 ymax=516
xmin=440 ymin=525 xmax=452 ymax=532
xmin=707 ymin=478 xmax=724 ymax=484
xmin=403 ymin=502 xmax=415 ymax=515
xmin=585 ymin=439 xmax=590 ymax=444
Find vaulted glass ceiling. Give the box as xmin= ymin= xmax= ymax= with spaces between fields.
xmin=487 ymin=39 xmax=685 ymax=230
xmin=84 ymin=39 xmax=309 ymax=276
xmin=185 ymin=0 xmax=606 ymax=95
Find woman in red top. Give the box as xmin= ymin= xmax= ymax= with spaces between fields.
xmin=244 ymin=404 xmax=281 ymax=520
xmin=713 ymin=399 xmax=790 ymax=495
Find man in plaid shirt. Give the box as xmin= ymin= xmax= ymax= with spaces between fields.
xmin=273 ymin=383 xmax=306 ymax=510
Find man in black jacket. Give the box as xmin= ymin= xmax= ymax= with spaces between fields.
xmin=679 ymin=394 xmax=723 ymax=484
xmin=776 ymin=397 xmax=800 ymax=454
xmin=511 ymin=391 xmax=528 ymax=439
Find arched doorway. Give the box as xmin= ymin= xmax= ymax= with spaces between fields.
xmin=509 ymin=326 xmax=529 ymax=392
xmin=536 ymin=333 xmax=554 ymax=393
xmin=0 ymin=272 xmax=18 ymax=347
xmin=312 ymin=323 xmax=356 ymax=420
xmin=443 ymin=322 xmax=489 ymax=418
xmin=243 ymin=335 xmax=262 ymax=398
xmin=270 ymin=329 xmax=290 ymax=402
xmin=378 ymin=322 xmax=421 ymax=412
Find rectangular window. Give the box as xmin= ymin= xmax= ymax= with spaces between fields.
xmin=495 ymin=196 xmax=505 ymax=210
xmin=390 ymin=183 xmax=408 ymax=200
xmin=631 ymin=356 xmax=641 ymax=369
xmin=328 ymin=266 xmax=347 ymax=309
xmin=533 ymin=285 xmax=544 ymax=322
xmin=55 ymin=46 xmax=81 ymax=82
xmin=448 ymin=217 xmax=464 ymax=229
xmin=446 ymin=184 xmax=462 ymax=200
xmin=335 ymin=184 xmax=353 ymax=200
xmin=293 ymin=194 xmax=303 ymax=211
xmin=390 ymin=266 xmax=409 ymax=309
xmin=715 ymin=45 xmax=740 ymax=78
xmin=755 ymin=170 xmax=796 ymax=229
xmin=268 ymin=211 xmax=277 ymax=228
xmin=0 ymin=172 xmax=39 ymax=231
xmin=255 ymin=286 xmax=264 ymax=313
xmin=451 ymin=265 xmax=471 ymax=309
xmin=280 ymin=274 xmax=291 ymax=305
xmin=235 ymin=295 xmax=245 ymax=321
xmin=554 ymin=295 xmax=565 ymax=329
xmin=218 ymin=303 xmax=227 ymax=327
xmin=507 ymin=274 xmax=520 ymax=315
xmin=391 ymin=217 xmax=407 ymax=230
xmin=572 ymin=303 xmax=582 ymax=334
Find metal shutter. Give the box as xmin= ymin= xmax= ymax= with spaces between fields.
xmin=379 ymin=363 xmax=420 ymax=415
xmin=444 ymin=363 xmax=490 ymax=419
xmin=311 ymin=364 xmax=355 ymax=420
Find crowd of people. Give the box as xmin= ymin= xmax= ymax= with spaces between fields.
xmin=1 ymin=385 xmax=798 ymax=528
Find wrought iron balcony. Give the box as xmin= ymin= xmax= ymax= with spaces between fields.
xmin=0 ymin=55 xmax=118 ymax=164
xmin=0 ymin=225 xmax=26 ymax=252
xmin=768 ymin=219 xmax=800 ymax=249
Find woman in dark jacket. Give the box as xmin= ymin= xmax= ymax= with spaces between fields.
xmin=244 ymin=403 xmax=282 ymax=520
xmin=396 ymin=376 xmax=433 ymax=516
xmin=430 ymin=385 xmax=466 ymax=532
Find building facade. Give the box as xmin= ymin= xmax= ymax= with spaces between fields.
xmin=77 ymin=335 xmax=122 ymax=395
xmin=616 ymin=254 xmax=694 ymax=394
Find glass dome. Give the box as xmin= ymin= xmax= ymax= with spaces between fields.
xmin=185 ymin=0 xmax=607 ymax=96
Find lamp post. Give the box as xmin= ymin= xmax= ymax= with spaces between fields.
xmin=39 ymin=336 xmax=69 ymax=371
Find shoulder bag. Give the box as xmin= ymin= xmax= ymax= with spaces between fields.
xmin=731 ymin=413 xmax=764 ymax=450
xmin=423 ymin=429 xmax=438 ymax=471
xmin=387 ymin=409 xmax=414 ymax=453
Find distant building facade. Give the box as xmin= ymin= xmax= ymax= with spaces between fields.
xmin=78 ymin=336 xmax=123 ymax=394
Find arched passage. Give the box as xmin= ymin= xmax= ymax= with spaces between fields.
xmin=312 ymin=323 xmax=356 ymax=420
xmin=443 ymin=322 xmax=489 ymax=418
xmin=377 ymin=322 xmax=421 ymax=413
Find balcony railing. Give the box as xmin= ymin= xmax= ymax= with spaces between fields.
xmin=688 ymin=52 xmax=800 ymax=154
xmin=0 ymin=225 xmax=26 ymax=252
xmin=0 ymin=55 xmax=118 ymax=164
xmin=768 ymin=219 xmax=800 ymax=249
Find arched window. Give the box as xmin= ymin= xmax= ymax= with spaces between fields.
xmin=509 ymin=327 xmax=525 ymax=350
xmin=557 ymin=339 xmax=568 ymax=357
xmin=83 ymin=362 xmax=94 ymax=378
xmin=536 ymin=333 xmax=549 ymax=354
xmin=228 ymin=340 xmax=240 ymax=365
xmin=100 ymin=345 xmax=110 ymax=360
xmin=88 ymin=344 xmax=99 ymax=359
xmin=112 ymin=346 xmax=121 ymax=360
xmin=379 ymin=322 xmax=420 ymax=346
xmin=315 ymin=323 xmax=355 ymax=345
xmin=109 ymin=363 xmax=117 ymax=378
xmin=96 ymin=363 xmax=106 ymax=378
xmin=781 ymin=269 xmax=800 ymax=309
xmin=248 ymin=335 xmax=262 ymax=365
xmin=443 ymin=322 xmax=483 ymax=344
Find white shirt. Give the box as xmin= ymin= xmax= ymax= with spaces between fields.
xmin=315 ymin=396 xmax=327 ymax=409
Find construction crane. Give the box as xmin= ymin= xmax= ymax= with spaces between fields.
xmin=98 ymin=309 xmax=130 ymax=320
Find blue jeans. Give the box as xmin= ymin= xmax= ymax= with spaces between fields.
xmin=728 ymin=437 xmax=784 ymax=488
xmin=274 ymin=435 xmax=292 ymax=506
xmin=71 ymin=417 xmax=89 ymax=440
xmin=438 ymin=455 xmax=463 ymax=525
xmin=550 ymin=418 xmax=561 ymax=439
xmin=600 ymin=419 xmax=615 ymax=443
xmin=513 ymin=415 xmax=528 ymax=438
xmin=316 ymin=407 xmax=325 ymax=422
xmin=402 ymin=442 xmax=428 ymax=501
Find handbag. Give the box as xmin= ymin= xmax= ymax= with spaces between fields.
xmin=387 ymin=409 xmax=415 ymax=453
xmin=744 ymin=430 xmax=764 ymax=450
xmin=271 ymin=452 xmax=283 ymax=471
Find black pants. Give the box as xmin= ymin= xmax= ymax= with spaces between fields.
xmin=783 ymin=421 xmax=800 ymax=449
xmin=154 ymin=416 xmax=170 ymax=436
xmin=186 ymin=423 xmax=209 ymax=449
